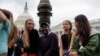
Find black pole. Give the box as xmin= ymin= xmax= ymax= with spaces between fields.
xmin=37 ymin=0 xmax=52 ymax=27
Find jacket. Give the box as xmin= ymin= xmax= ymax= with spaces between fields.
xmin=72 ymin=29 xmax=100 ymax=56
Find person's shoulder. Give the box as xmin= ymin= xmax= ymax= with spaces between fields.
xmin=61 ymin=33 xmax=69 ymax=36
xmin=49 ymin=32 xmax=58 ymax=38
xmin=50 ymin=32 xmax=56 ymax=35
xmin=61 ymin=34 xmax=65 ymax=39
xmin=90 ymin=29 xmax=100 ymax=37
xmin=32 ymin=29 xmax=38 ymax=32
xmin=61 ymin=34 xmax=66 ymax=36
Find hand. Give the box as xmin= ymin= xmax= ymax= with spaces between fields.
xmin=21 ymin=48 xmax=24 ymax=53
xmin=14 ymin=44 xmax=17 ymax=47
xmin=21 ymin=53 xmax=27 ymax=56
xmin=70 ymin=52 xmax=78 ymax=56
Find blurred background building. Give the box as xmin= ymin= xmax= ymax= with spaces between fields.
xmin=51 ymin=18 xmax=100 ymax=34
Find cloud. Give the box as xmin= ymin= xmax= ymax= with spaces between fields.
xmin=0 ymin=0 xmax=100 ymax=29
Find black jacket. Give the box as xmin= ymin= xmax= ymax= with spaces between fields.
xmin=25 ymin=29 xmax=39 ymax=53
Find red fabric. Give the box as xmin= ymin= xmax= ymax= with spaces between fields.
xmin=21 ymin=53 xmax=37 ymax=56
xmin=21 ymin=53 xmax=27 ymax=56
xmin=28 ymin=53 xmax=37 ymax=56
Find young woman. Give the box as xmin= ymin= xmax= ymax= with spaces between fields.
xmin=60 ymin=20 xmax=72 ymax=56
xmin=2 ymin=9 xmax=18 ymax=56
xmin=22 ymin=19 xmax=39 ymax=56
xmin=0 ymin=9 xmax=18 ymax=56
xmin=70 ymin=14 xmax=100 ymax=56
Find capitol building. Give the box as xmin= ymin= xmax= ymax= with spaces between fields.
xmin=15 ymin=2 xmax=33 ymax=29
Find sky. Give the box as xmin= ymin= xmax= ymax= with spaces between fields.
xmin=0 ymin=0 xmax=100 ymax=28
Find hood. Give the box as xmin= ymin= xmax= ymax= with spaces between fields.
xmin=90 ymin=28 xmax=100 ymax=36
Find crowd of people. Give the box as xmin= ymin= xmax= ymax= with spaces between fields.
xmin=0 ymin=8 xmax=100 ymax=56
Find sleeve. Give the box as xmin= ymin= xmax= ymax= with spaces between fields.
xmin=3 ymin=19 xmax=11 ymax=33
xmin=77 ymin=34 xmax=99 ymax=56
xmin=35 ymin=30 xmax=39 ymax=50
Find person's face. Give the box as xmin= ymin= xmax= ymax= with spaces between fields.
xmin=63 ymin=21 xmax=71 ymax=31
xmin=41 ymin=25 xmax=49 ymax=35
xmin=26 ymin=20 xmax=34 ymax=31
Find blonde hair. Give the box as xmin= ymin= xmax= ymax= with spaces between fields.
xmin=22 ymin=19 xmax=34 ymax=48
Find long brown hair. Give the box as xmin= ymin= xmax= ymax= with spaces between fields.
xmin=63 ymin=20 xmax=72 ymax=37
xmin=22 ymin=19 xmax=34 ymax=48
xmin=1 ymin=9 xmax=18 ymax=48
xmin=75 ymin=14 xmax=91 ymax=46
